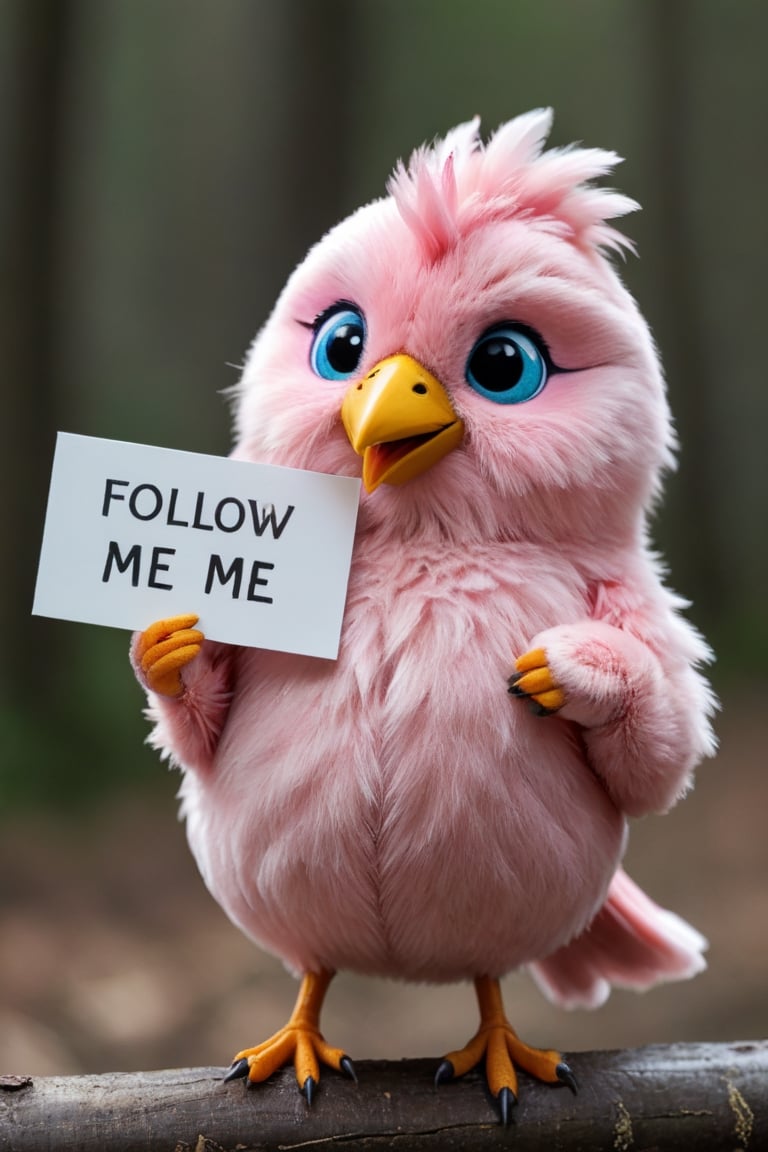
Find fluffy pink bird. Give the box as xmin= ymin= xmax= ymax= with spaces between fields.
xmin=131 ymin=110 xmax=716 ymax=1122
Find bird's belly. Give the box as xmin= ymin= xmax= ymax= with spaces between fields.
xmin=181 ymin=546 xmax=625 ymax=981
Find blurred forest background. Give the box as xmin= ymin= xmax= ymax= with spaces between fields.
xmin=2 ymin=0 xmax=767 ymax=1081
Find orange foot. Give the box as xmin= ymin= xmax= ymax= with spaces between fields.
xmin=507 ymin=647 xmax=565 ymax=716
xmin=223 ymin=970 xmax=355 ymax=1103
xmin=436 ymin=976 xmax=577 ymax=1124
xmin=135 ymin=614 xmax=204 ymax=697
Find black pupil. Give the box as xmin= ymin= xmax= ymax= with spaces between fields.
xmin=470 ymin=338 xmax=523 ymax=392
xmin=327 ymin=322 xmax=363 ymax=373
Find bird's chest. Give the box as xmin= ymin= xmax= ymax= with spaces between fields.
xmin=222 ymin=541 xmax=587 ymax=792
xmin=341 ymin=540 xmax=585 ymax=706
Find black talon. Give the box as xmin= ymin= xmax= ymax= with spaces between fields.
xmin=556 ymin=1061 xmax=578 ymax=1094
xmin=498 ymin=1085 xmax=517 ymax=1126
xmin=507 ymin=676 xmax=524 ymax=696
xmin=529 ymin=700 xmax=555 ymax=717
xmin=434 ymin=1059 xmax=454 ymax=1087
xmin=303 ymin=1075 xmax=317 ymax=1106
xmin=340 ymin=1056 xmax=358 ymax=1083
xmin=222 ymin=1057 xmax=250 ymax=1083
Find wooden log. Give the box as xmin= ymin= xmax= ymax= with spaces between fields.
xmin=0 ymin=1041 xmax=765 ymax=1152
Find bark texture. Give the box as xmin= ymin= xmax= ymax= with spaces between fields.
xmin=0 ymin=1041 xmax=765 ymax=1151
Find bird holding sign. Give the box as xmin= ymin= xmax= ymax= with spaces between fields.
xmin=131 ymin=110 xmax=715 ymax=1123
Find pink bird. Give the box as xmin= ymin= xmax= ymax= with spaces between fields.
xmin=131 ymin=110 xmax=716 ymax=1123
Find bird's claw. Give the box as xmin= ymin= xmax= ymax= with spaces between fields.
xmin=222 ymin=1057 xmax=250 ymax=1083
xmin=225 ymin=1027 xmax=353 ymax=1096
xmin=299 ymin=1057 xmax=357 ymax=1103
xmin=135 ymin=614 xmax=204 ymax=697
xmin=438 ymin=978 xmax=573 ymax=1124
xmin=508 ymin=647 xmax=565 ymax=715
xmin=556 ymin=1061 xmax=578 ymax=1094
xmin=302 ymin=1075 xmax=317 ymax=1106
xmin=434 ymin=1059 xmax=454 ymax=1087
xmin=221 ymin=973 xmax=354 ymax=1105
xmin=301 ymin=1064 xmax=358 ymax=1103
xmin=498 ymin=1085 xmax=518 ymax=1126
xmin=340 ymin=1055 xmax=358 ymax=1083
xmin=436 ymin=1053 xmax=518 ymax=1125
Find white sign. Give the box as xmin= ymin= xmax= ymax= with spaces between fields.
xmin=33 ymin=433 xmax=361 ymax=659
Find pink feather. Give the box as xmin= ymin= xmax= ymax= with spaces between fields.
xmin=529 ymin=868 xmax=708 ymax=1009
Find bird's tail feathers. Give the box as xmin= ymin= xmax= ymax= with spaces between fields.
xmin=527 ymin=867 xmax=707 ymax=1010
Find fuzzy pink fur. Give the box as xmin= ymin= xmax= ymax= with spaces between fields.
xmin=133 ymin=111 xmax=715 ymax=1005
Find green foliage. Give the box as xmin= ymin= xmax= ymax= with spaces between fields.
xmin=0 ymin=628 xmax=167 ymax=810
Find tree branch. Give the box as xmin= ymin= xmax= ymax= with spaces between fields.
xmin=1 ymin=1041 xmax=765 ymax=1151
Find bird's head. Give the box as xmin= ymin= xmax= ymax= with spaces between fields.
xmin=233 ymin=110 xmax=673 ymax=549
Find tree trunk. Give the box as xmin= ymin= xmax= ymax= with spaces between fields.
xmin=1 ymin=1041 xmax=765 ymax=1151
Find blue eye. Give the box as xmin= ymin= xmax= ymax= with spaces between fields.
xmin=310 ymin=305 xmax=366 ymax=380
xmin=466 ymin=324 xmax=548 ymax=404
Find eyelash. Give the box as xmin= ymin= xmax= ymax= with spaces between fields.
xmin=298 ymin=299 xmax=361 ymax=333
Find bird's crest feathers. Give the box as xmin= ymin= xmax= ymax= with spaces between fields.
xmin=387 ymin=109 xmax=638 ymax=261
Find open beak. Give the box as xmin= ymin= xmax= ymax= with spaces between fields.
xmin=341 ymin=354 xmax=464 ymax=493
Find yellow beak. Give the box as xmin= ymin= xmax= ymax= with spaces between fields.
xmin=341 ymin=354 xmax=464 ymax=492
